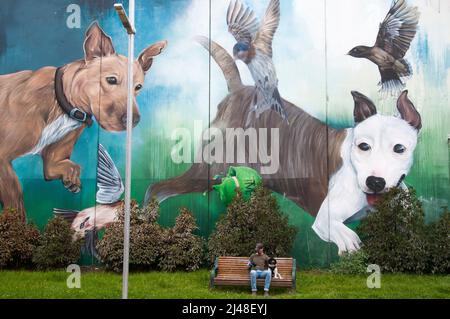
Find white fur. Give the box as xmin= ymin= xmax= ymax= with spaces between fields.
xmin=312 ymin=129 xmax=366 ymax=254
xmin=351 ymin=114 xmax=417 ymax=194
xmin=272 ymin=267 xmax=283 ymax=279
xmin=26 ymin=114 xmax=82 ymax=156
xmin=312 ymin=114 xmax=419 ymax=255
xmin=72 ymin=205 xmax=118 ymax=239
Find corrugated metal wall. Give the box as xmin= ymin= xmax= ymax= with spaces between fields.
xmin=0 ymin=0 xmax=448 ymax=268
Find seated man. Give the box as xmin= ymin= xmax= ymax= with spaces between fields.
xmin=248 ymin=243 xmax=271 ymax=296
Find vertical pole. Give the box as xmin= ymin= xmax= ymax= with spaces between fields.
xmin=122 ymin=0 xmax=135 ymax=300
xmin=323 ymin=0 xmax=331 ymax=265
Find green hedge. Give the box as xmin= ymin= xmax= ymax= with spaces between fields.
xmin=97 ymin=200 xmax=204 ymax=272
xmin=332 ymin=188 xmax=449 ymax=274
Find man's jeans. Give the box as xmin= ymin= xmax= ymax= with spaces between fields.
xmin=250 ymin=269 xmax=272 ymax=292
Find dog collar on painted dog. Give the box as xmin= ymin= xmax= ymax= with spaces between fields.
xmin=54 ymin=67 xmax=93 ymax=127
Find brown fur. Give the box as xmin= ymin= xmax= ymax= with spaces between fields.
xmin=145 ymin=38 xmax=347 ymax=216
xmin=0 ymin=22 xmax=167 ymax=221
xmin=145 ymin=85 xmax=346 ymax=216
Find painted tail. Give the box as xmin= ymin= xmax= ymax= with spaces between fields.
xmin=144 ymin=38 xmax=243 ymax=205
xmin=194 ymin=36 xmax=243 ymax=93
xmin=379 ymin=59 xmax=413 ymax=94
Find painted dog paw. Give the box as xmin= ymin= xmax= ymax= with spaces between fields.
xmin=330 ymin=222 xmax=362 ymax=255
xmin=62 ymin=163 xmax=81 ymax=193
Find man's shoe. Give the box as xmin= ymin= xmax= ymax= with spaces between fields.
xmin=264 ymin=291 xmax=269 ymax=297
xmin=252 ymin=291 xmax=257 ymax=296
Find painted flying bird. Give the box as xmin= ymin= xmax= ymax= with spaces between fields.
xmin=348 ymin=0 xmax=420 ymax=93
xmin=53 ymin=144 xmax=124 ymax=259
xmin=227 ymin=0 xmax=288 ymax=125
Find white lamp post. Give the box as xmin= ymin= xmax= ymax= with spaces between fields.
xmin=114 ymin=1 xmax=135 ymax=300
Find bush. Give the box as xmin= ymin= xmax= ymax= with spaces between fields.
xmin=97 ymin=201 xmax=163 ymax=272
xmin=158 ymin=208 xmax=205 ymax=272
xmin=330 ymin=250 xmax=369 ymax=275
xmin=96 ymin=221 xmax=125 ymax=272
xmin=358 ymin=187 xmax=428 ymax=273
xmin=32 ymin=216 xmax=82 ymax=270
xmin=0 ymin=209 xmax=40 ymax=269
xmin=425 ymin=207 xmax=450 ymax=274
xmin=96 ymin=200 xmax=164 ymax=272
xmin=97 ymin=199 xmax=206 ymax=272
xmin=208 ymin=186 xmax=297 ymax=263
xmin=137 ymin=197 xmax=160 ymax=223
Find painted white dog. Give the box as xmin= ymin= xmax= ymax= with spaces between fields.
xmin=312 ymin=90 xmax=422 ymax=254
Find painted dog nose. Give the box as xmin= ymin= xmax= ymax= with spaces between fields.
xmin=121 ymin=113 xmax=141 ymax=127
xmin=366 ymin=176 xmax=386 ymax=193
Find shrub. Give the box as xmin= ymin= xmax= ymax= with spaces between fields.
xmin=208 ymin=186 xmax=297 ymax=263
xmin=425 ymin=207 xmax=450 ymax=274
xmin=330 ymin=250 xmax=369 ymax=275
xmin=358 ymin=187 xmax=428 ymax=273
xmin=158 ymin=208 xmax=205 ymax=272
xmin=138 ymin=197 xmax=160 ymax=223
xmin=96 ymin=220 xmax=125 ymax=272
xmin=96 ymin=200 xmax=164 ymax=272
xmin=32 ymin=216 xmax=82 ymax=270
xmin=0 ymin=209 xmax=40 ymax=269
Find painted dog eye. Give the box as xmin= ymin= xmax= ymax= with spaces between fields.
xmin=135 ymin=84 xmax=143 ymax=91
xmin=106 ymin=76 xmax=118 ymax=85
xmin=394 ymin=144 xmax=406 ymax=154
xmin=358 ymin=142 xmax=371 ymax=151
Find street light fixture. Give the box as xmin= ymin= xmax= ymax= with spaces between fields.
xmin=114 ymin=3 xmax=136 ymax=34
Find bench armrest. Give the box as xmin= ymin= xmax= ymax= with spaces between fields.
xmin=292 ymin=258 xmax=297 ymax=290
xmin=209 ymin=257 xmax=219 ymax=288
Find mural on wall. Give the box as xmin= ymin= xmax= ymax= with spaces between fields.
xmin=0 ymin=21 xmax=167 ymax=222
xmin=0 ymin=0 xmax=449 ymax=266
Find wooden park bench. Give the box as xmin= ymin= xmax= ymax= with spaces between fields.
xmin=210 ymin=256 xmax=296 ymax=291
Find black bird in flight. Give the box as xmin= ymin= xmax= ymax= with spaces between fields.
xmin=348 ymin=0 xmax=420 ymax=94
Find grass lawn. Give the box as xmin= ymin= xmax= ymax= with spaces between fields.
xmin=0 ymin=269 xmax=448 ymax=299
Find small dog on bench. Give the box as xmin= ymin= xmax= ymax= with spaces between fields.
xmin=268 ymin=258 xmax=283 ymax=279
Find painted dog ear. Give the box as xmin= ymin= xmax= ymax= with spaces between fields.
xmin=138 ymin=40 xmax=168 ymax=72
xmin=397 ymin=90 xmax=422 ymax=131
xmin=84 ymin=22 xmax=116 ymax=62
xmin=351 ymin=91 xmax=377 ymax=124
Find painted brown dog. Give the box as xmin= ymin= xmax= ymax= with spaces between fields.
xmin=0 ymin=22 xmax=167 ymax=221
xmin=144 ymin=37 xmax=345 ymax=214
